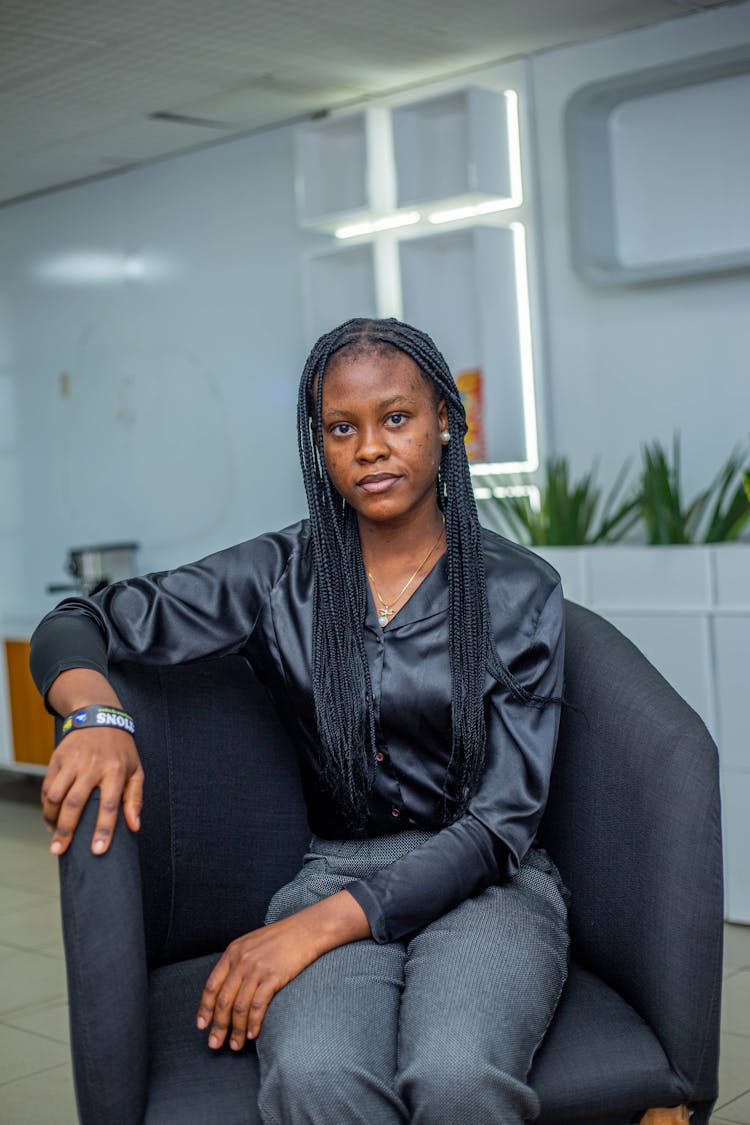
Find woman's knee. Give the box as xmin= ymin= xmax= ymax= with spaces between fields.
xmin=397 ymin=1049 xmax=538 ymax=1124
xmin=259 ymin=1047 xmax=404 ymax=1125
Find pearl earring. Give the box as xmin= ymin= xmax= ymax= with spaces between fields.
xmin=440 ymin=431 xmax=451 ymax=445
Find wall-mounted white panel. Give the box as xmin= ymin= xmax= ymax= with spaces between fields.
xmin=610 ymin=72 xmax=750 ymax=268
xmin=304 ymin=245 xmax=377 ymax=342
xmin=588 ymin=545 xmax=712 ymax=609
xmin=715 ymin=546 xmax=750 ymax=607
xmin=399 ymin=226 xmax=526 ymax=465
xmin=565 ymin=44 xmax=750 ymax=283
xmin=723 ymin=769 xmax=750 ymax=923
xmin=713 ymin=615 xmax=750 ymax=771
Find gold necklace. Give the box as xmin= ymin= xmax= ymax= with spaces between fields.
xmin=367 ymin=523 xmax=445 ymax=629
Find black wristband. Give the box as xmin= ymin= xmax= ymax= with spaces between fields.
xmin=61 ymin=705 xmax=135 ymax=739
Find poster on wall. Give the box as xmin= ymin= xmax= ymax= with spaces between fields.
xmin=455 ymin=368 xmax=486 ymax=462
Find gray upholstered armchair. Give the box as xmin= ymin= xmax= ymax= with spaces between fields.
xmin=56 ymin=601 xmax=723 ymax=1123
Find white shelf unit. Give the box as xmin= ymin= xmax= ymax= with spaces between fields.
xmin=399 ymin=226 xmax=531 ymax=469
xmin=304 ymin=243 xmax=378 ymax=343
xmin=392 ymin=87 xmax=515 ymax=211
xmin=294 ymin=112 xmax=370 ymax=229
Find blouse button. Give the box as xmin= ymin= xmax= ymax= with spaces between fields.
xmin=391 ymin=807 xmax=400 ymax=818
xmin=375 ymin=752 xmax=385 ymax=763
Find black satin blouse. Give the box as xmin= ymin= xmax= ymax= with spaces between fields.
xmin=30 ymin=519 xmax=564 ymax=943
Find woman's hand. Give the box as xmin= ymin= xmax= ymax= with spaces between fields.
xmin=197 ymin=890 xmax=371 ymax=1050
xmin=42 ymin=668 xmax=144 ymax=856
xmin=42 ymin=728 xmax=143 ymax=856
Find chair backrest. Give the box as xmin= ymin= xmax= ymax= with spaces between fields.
xmin=109 ymin=657 xmax=310 ymax=969
xmin=539 ymin=601 xmax=722 ymax=1102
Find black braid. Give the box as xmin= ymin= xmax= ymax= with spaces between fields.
xmin=297 ymin=317 xmax=552 ymax=828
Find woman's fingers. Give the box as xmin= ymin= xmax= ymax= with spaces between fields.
xmin=41 ymin=730 xmax=142 ymax=855
xmin=196 ymin=961 xmax=228 ymax=1037
xmin=198 ymin=961 xmax=243 ymax=1050
xmin=122 ymin=767 xmax=144 ymax=833
xmin=197 ymin=944 xmax=282 ymax=1050
xmin=40 ymin=754 xmax=71 ymax=830
xmin=90 ymin=771 xmax=128 ymax=854
xmin=246 ymin=980 xmax=276 ymax=1041
xmin=229 ymin=977 xmax=260 ymax=1050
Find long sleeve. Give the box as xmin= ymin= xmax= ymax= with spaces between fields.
xmin=346 ymin=577 xmax=565 ymax=943
xmin=30 ymin=524 xmax=303 ymax=703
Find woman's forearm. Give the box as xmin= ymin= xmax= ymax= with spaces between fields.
xmin=305 ymin=889 xmax=372 ymax=953
xmin=47 ymin=668 xmax=124 ymax=717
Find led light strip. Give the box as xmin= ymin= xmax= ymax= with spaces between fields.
xmin=468 ymin=221 xmax=539 ymax=477
xmin=335 ymin=211 xmax=420 ymax=240
xmin=473 ymin=484 xmax=541 ymax=507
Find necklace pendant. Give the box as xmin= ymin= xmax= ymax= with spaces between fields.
xmin=377 ymin=605 xmax=393 ymax=628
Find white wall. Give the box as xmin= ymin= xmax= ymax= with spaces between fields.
xmin=530 ymin=2 xmax=750 ymax=499
xmin=0 ymin=126 xmax=322 ymax=623
xmin=2 ymin=2 xmax=750 ymax=626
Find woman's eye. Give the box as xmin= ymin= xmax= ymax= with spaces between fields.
xmin=387 ymin=413 xmax=406 ymax=426
xmin=330 ymin=422 xmax=352 ymax=435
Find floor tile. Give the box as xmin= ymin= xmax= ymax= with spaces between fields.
xmin=723 ymin=971 xmax=750 ymax=1038
xmin=716 ymin=1090 xmax=750 ymax=1124
xmin=0 ymin=852 xmax=61 ymax=897
xmin=716 ymin=1032 xmax=750 ymax=1110
xmin=0 ymin=939 xmax=27 ymax=961
xmin=0 ymin=837 xmax=49 ymax=868
xmin=0 ymin=948 xmax=67 ymax=1017
xmin=0 ymin=1022 xmax=69 ymax=1083
xmin=2 ymin=998 xmax=70 ymax=1045
xmin=0 ymin=785 xmax=48 ymax=849
xmin=0 ymin=883 xmax=50 ymax=918
xmin=0 ymin=1062 xmax=78 ymax=1125
xmin=0 ymin=897 xmax=63 ymax=952
xmin=724 ymin=924 xmax=750 ymax=972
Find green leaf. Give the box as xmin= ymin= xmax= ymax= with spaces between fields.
xmin=488 ymin=456 xmax=638 ymax=546
xmin=638 ymin=436 xmax=750 ymax=544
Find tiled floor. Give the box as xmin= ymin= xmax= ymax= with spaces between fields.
xmin=0 ymin=771 xmax=748 ymax=1124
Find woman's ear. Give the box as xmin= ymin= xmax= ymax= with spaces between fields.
xmin=437 ymin=399 xmax=448 ymax=434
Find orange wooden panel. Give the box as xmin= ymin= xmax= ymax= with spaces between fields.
xmin=5 ymin=639 xmax=55 ymax=767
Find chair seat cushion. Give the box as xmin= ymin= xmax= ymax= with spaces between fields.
xmin=533 ymin=962 xmax=684 ymax=1123
xmin=146 ymin=954 xmax=262 ymax=1125
xmin=144 ymin=956 xmax=684 ymax=1124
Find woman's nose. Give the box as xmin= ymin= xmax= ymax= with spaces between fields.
xmin=356 ymin=426 xmax=389 ymax=461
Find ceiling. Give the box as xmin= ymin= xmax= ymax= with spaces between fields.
xmin=1 ymin=0 xmax=740 ymax=207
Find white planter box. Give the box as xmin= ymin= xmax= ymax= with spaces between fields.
xmin=534 ymin=542 xmax=750 ymax=923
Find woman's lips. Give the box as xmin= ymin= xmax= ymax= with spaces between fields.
xmin=357 ymin=474 xmax=401 ymax=493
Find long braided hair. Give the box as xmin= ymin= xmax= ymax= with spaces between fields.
xmin=298 ymin=317 xmax=549 ymax=829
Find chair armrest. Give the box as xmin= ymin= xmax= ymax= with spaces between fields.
xmin=543 ymin=603 xmax=723 ymax=1107
xmin=58 ymin=793 xmax=149 ymax=1125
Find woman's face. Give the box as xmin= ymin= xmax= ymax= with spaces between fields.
xmin=319 ymin=349 xmax=448 ymax=528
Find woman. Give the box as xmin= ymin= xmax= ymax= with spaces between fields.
xmin=31 ymin=317 xmax=568 ymax=1124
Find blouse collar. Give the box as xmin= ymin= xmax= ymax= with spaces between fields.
xmin=363 ymin=552 xmax=449 ymax=636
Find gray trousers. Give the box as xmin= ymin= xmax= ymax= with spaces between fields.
xmin=256 ymin=831 xmax=569 ymax=1125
